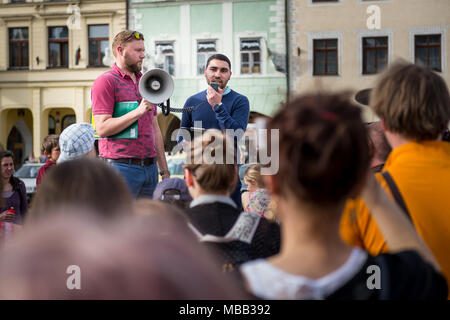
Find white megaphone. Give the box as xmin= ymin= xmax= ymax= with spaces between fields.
xmin=139 ymin=68 xmax=174 ymax=115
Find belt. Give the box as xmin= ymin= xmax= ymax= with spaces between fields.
xmin=102 ymin=157 xmax=155 ymax=166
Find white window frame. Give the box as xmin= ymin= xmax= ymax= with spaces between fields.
xmin=234 ymin=32 xmax=267 ymax=76
xmin=307 ymin=31 xmax=342 ymax=78
xmin=357 ymin=29 xmax=393 ymax=77
xmin=46 ymin=19 xmax=71 ymax=69
xmin=191 ymin=33 xmax=222 ymax=77
xmin=409 ymin=26 xmax=446 ymax=74
xmin=308 ymin=0 xmax=342 ymax=7
xmin=5 ymin=18 xmax=32 ymax=70
xmin=356 ymin=0 xmax=391 ymax=4
xmin=150 ymin=35 xmax=179 ymax=77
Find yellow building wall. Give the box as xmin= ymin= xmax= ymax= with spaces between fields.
xmin=289 ymin=0 xmax=450 ymax=122
xmin=0 ymin=0 xmax=126 ymax=160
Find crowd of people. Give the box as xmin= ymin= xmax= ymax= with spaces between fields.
xmin=0 ymin=30 xmax=449 ymax=300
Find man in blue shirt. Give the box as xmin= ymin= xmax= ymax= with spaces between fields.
xmin=180 ymin=54 xmax=250 ymax=133
xmin=180 ymin=54 xmax=250 ymax=208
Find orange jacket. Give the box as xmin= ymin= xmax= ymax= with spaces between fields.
xmin=340 ymin=141 xmax=450 ymax=297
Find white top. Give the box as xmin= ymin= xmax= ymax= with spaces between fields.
xmin=240 ymin=248 xmax=368 ymax=300
xmin=190 ymin=194 xmax=237 ymax=208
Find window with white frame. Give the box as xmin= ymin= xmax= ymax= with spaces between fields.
xmin=240 ymin=38 xmax=261 ymax=74
xmin=155 ymin=42 xmax=175 ymax=76
xmin=197 ymin=40 xmax=216 ymax=75
xmin=9 ymin=27 xmax=29 ymax=69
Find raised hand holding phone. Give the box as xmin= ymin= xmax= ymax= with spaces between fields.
xmin=207 ymin=82 xmax=223 ymax=107
xmin=210 ymin=82 xmax=219 ymax=92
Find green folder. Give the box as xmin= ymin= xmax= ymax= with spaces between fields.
xmin=92 ymin=101 xmax=139 ymax=139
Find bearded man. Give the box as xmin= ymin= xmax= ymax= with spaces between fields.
xmin=92 ymin=30 xmax=169 ymax=198
xmin=179 ymin=54 xmax=250 ymax=209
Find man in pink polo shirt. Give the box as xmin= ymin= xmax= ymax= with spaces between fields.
xmin=92 ymin=30 xmax=170 ymax=198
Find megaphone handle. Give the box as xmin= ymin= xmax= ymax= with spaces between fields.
xmin=161 ymin=99 xmax=170 ymax=116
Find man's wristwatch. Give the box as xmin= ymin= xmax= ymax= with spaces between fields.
xmin=159 ymin=170 xmax=169 ymax=176
xmin=213 ymin=103 xmax=223 ymax=112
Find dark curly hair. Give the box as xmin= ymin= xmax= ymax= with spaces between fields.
xmin=267 ymin=92 xmax=370 ymax=206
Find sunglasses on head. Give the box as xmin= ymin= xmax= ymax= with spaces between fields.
xmin=125 ymin=31 xmax=144 ymax=41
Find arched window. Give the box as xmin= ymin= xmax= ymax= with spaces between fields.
xmin=48 ymin=115 xmax=56 ymax=134
xmin=62 ymin=115 xmax=76 ymax=131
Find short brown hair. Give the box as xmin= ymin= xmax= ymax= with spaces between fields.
xmin=112 ymin=30 xmax=144 ymax=57
xmin=267 ymin=92 xmax=370 ymax=205
xmin=41 ymin=134 xmax=59 ymax=155
xmin=29 ymin=157 xmax=133 ymax=222
xmin=371 ymin=61 xmax=450 ymax=140
xmin=184 ymin=130 xmax=236 ymax=194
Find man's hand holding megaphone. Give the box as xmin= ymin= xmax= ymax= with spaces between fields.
xmin=136 ymin=99 xmax=155 ymax=116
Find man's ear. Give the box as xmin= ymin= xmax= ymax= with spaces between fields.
xmin=185 ymin=168 xmax=194 ymax=187
xmin=117 ymin=45 xmax=124 ymax=56
xmin=263 ymin=174 xmax=279 ymax=195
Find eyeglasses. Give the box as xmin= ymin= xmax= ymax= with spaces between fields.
xmin=125 ymin=31 xmax=144 ymax=42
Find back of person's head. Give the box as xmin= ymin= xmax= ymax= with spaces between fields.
xmin=206 ymin=53 xmax=231 ymax=69
xmin=133 ymin=199 xmax=190 ymax=227
xmin=367 ymin=121 xmax=392 ymax=164
xmin=371 ymin=61 xmax=450 ymax=141
xmin=267 ymin=92 xmax=370 ymax=206
xmin=41 ymin=134 xmax=59 ymax=155
xmin=29 ymin=157 xmax=132 ymax=222
xmin=58 ymin=122 xmax=95 ymax=163
xmin=0 ymin=213 xmax=248 ymax=299
xmin=184 ymin=130 xmax=237 ymax=194
xmin=243 ymin=164 xmax=265 ymax=189
xmin=152 ymin=178 xmax=192 ymax=209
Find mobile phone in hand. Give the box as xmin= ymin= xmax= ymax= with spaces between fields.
xmin=210 ymin=82 xmax=219 ymax=92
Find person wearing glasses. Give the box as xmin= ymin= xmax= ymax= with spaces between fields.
xmin=92 ymin=30 xmax=170 ymax=199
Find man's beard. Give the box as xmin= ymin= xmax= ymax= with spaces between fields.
xmin=124 ymin=53 xmax=142 ymax=73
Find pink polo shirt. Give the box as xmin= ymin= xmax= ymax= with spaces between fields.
xmin=91 ymin=63 xmax=157 ymax=159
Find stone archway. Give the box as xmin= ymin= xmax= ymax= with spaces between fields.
xmin=7 ymin=118 xmax=32 ymax=164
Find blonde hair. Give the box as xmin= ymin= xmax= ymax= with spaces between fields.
xmin=184 ymin=130 xmax=237 ymax=194
xmin=112 ymin=30 xmax=144 ymax=57
xmin=243 ymin=164 xmax=264 ymax=188
xmin=371 ymin=61 xmax=450 ymax=140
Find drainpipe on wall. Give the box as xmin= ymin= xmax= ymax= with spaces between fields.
xmin=126 ymin=0 xmax=129 ymax=29
xmin=284 ymin=0 xmax=290 ymax=101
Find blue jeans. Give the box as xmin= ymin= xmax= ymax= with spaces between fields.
xmin=109 ymin=162 xmax=158 ymax=199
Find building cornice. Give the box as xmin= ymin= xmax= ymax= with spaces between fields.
xmin=129 ymin=0 xmax=271 ymax=9
xmin=0 ymin=0 xmax=124 ymax=9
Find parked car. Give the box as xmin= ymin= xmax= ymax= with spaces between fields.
xmin=159 ymin=153 xmax=185 ymax=182
xmin=14 ymin=162 xmax=44 ymax=203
